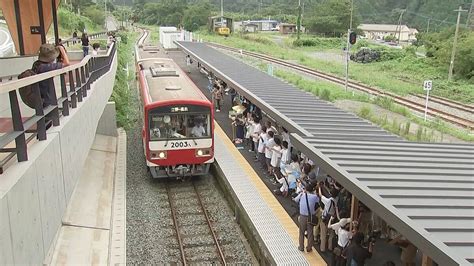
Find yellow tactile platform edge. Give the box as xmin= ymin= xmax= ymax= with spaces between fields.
xmin=215 ymin=123 xmax=326 ymax=265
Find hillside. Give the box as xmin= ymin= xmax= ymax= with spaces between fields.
xmin=131 ymin=0 xmax=472 ymax=31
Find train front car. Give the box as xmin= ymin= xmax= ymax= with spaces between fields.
xmin=138 ymin=58 xmax=214 ymax=178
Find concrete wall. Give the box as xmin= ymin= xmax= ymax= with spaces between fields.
xmin=96 ymin=101 xmax=117 ymax=137
xmin=0 ymin=52 xmax=117 ymax=265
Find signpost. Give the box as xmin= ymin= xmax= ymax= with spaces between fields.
xmin=423 ymin=80 xmax=432 ymax=121
xmin=267 ymin=64 xmax=273 ymax=76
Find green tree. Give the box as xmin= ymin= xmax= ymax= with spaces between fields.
xmin=182 ymin=2 xmax=212 ymax=31
xmin=305 ymin=0 xmax=360 ymax=36
xmin=83 ymin=5 xmax=105 ymax=26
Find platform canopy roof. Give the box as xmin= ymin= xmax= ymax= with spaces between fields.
xmin=176 ymin=41 xmax=474 ymax=265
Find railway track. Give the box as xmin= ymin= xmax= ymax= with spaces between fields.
xmin=166 ymin=182 xmax=227 ymax=265
xmin=410 ymin=93 xmax=474 ymax=114
xmin=208 ymin=43 xmax=474 ymax=131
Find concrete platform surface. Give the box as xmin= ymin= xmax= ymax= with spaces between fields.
xmin=50 ymin=226 xmax=109 ymax=265
xmin=62 ymin=135 xmax=116 ymax=229
xmin=46 ymin=131 xmax=126 ymax=265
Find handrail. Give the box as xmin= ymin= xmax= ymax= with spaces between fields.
xmin=0 ymin=41 xmax=116 ymax=94
xmin=0 ymin=40 xmax=118 ymax=174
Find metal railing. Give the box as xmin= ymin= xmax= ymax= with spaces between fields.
xmin=63 ymin=31 xmax=111 ymax=47
xmin=0 ymin=42 xmax=117 ymax=174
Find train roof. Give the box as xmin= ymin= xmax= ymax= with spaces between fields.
xmin=138 ymin=58 xmax=209 ymax=104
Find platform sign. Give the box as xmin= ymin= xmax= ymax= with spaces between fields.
xmin=267 ymin=64 xmax=273 ymax=76
xmin=423 ymin=80 xmax=432 ymax=91
xmin=423 ymin=80 xmax=433 ymax=121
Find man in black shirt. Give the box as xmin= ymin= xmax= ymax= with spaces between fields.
xmin=345 ymin=232 xmax=373 ymax=266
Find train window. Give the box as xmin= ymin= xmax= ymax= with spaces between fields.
xmin=149 ymin=112 xmax=210 ymax=141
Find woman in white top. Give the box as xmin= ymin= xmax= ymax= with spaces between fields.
xmin=270 ymin=137 xmax=282 ymax=178
xmin=245 ymin=113 xmax=254 ymax=151
xmin=275 ymin=153 xmax=300 ymax=197
xmin=252 ymin=118 xmax=262 ymax=159
xmin=328 ymin=217 xmax=352 ymax=266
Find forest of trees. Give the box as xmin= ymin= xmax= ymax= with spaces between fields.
xmin=128 ymin=0 xmax=472 ymax=33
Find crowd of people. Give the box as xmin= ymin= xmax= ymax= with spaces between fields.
xmin=203 ymin=72 xmax=420 ymax=265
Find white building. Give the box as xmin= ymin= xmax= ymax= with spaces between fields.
xmin=358 ymin=24 xmax=418 ymax=42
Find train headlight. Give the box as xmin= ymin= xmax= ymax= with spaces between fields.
xmin=151 ymin=151 xmax=167 ymax=159
xmin=195 ymin=148 xmax=211 ymax=157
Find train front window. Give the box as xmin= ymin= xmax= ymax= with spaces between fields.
xmin=149 ymin=113 xmax=210 ymax=140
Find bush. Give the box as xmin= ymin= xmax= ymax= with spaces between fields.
xmin=384 ymin=34 xmax=397 ymax=42
xmin=320 ymin=89 xmax=331 ymax=101
xmin=359 ymin=106 xmax=372 ymax=119
xmin=293 ymin=37 xmax=344 ymax=48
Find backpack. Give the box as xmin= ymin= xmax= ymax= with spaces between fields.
xmin=17 ymin=69 xmax=41 ymax=109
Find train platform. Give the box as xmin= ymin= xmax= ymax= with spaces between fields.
xmin=213 ymin=122 xmax=325 ymax=265
xmin=167 ymin=49 xmax=402 ymax=265
xmin=44 ymin=130 xmax=126 ymax=265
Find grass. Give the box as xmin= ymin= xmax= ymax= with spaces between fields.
xmin=110 ymin=30 xmax=139 ymax=129
xmin=197 ymin=31 xmax=474 ymax=104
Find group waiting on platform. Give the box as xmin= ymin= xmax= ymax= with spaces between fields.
xmin=207 ymin=74 xmax=419 ymax=266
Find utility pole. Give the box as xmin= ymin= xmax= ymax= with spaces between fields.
xmin=220 ymin=0 xmax=224 ymax=25
xmin=345 ymin=0 xmax=354 ymax=93
xmin=426 ymin=18 xmax=431 ymax=33
xmin=297 ymin=0 xmax=302 ymax=40
xmin=467 ymin=0 xmax=473 ymax=28
xmin=448 ymin=6 xmax=467 ymax=81
xmin=397 ymin=9 xmax=405 ymax=44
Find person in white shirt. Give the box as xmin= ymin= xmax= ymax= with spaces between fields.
xmin=245 ymin=112 xmax=254 ymax=150
xmin=264 ymin=131 xmax=275 ymax=174
xmin=92 ymin=43 xmax=100 ymax=55
xmin=270 ymin=137 xmax=282 ymax=181
xmin=257 ymin=125 xmax=267 ymax=167
xmin=274 ymin=146 xmax=297 ymax=197
xmin=281 ymin=127 xmax=292 ymax=152
xmin=328 ymin=216 xmax=352 ymax=266
xmin=191 ymin=122 xmax=206 ymax=137
xmin=252 ymin=118 xmax=262 ymax=159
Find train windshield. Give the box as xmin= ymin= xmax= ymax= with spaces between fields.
xmin=149 ymin=112 xmax=211 ymax=141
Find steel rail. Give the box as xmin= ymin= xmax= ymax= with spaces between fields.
xmin=193 ymin=182 xmax=227 ymax=266
xmin=165 ymin=184 xmax=188 ymax=266
xmin=410 ymin=93 xmax=474 ymax=114
xmin=208 ymin=43 xmax=473 ymax=130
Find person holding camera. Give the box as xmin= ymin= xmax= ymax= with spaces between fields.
xmin=328 ymin=216 xmax=352 ymax=266
xmin=293 ymin=184 xmax=319 ymax=252
xmin=345 ymin=232 xmax=374 ymax=266
xmin=318 ymin=184 xmax=340 ymax=252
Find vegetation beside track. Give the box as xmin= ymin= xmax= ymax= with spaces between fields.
xmin=110 ymin=30 xmax=139 ymax=129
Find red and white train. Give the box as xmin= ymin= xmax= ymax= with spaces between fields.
xmin=136 ymin=56 xmax=214 ymax=178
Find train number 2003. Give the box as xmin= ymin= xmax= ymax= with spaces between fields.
xmin=170 ymin=141 xmax=191 ymax=148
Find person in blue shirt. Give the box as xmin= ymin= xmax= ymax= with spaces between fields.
xmin=294 ymin=183 xmax=319 ymax=252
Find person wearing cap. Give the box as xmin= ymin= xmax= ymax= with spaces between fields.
xmin=293 ymin=184 xmax=319 ymax=252
xmin=32 ymin=43 xmax=69 ymax=108
xmin=329 ymin=216 xmax=352 ymax=266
